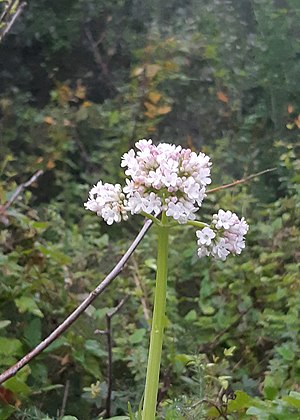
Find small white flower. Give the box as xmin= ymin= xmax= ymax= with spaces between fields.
xmin=213 ymin=209 xmax=235 ymax=230
xmin=196 ymin=227 xmax=216 ymax=246
xmin=211 ymin=238 xmax=230 ymax=261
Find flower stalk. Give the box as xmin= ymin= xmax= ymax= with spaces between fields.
xmin=142 ymin=212 xmax=169 ymax=420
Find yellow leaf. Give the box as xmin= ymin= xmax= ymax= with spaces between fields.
xmin=286 ymin=123 xmax=294 ymax=130
xmin=82 ymin=101 xmax=92 ymax=108
xmin=57 ymin=84 xmax=72 ymax=104
xmin=144 ymin=101 xmax=156 ymax=113
xmin=163 ymin=60 xmax=179 ymax=71
xmin=44 ymin=116 xmax=55 ymax=125
xmin=131 ymin=67 xmax=144 ymax=77
xmin=145 ymin=64 xmax=161 ymax=79
xmin=217 ymin=91 xmax=229 ymax=103
xmin=148 ymin=91 xmax=162 ymax=104
xmin=75 ymin=81 xmax=86 ymax=100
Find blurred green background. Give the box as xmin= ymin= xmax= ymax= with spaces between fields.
xmin=0 ymin=0 xmax=299 ymax=418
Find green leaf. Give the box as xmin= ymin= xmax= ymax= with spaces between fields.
xmin=0 ymin=337 xmax=22 ymax=356
xmin=129 ymin=328 xmax=146 ymax=344
xmin=227 ymin=390 xmax=251 ymax=413
xmin=0 ymin=320 xmax=11 ymax=329
xmin=184 ymin=309 xmax=197 ymax=321
xmin=84 ymin=339 xmax=106 ymax=357
xmin=61 ymin=417 xmax=79 ymax=420
xmin=224 ymin=346 xmax=237 ymax=357
xmin=15 ymin=296 xmax=44 ymax=318
xmin=282 ymin=392 xmax=300 ymax=408
xmin=24 ymin=318 xmax=42 ymax=347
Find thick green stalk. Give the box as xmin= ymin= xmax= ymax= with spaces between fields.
xmin=142 ymin=214 xmax=169 ymax=420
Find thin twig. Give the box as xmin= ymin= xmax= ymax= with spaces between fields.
xmin=84 ymin=26 xmax=109 ymax=77
xmin=192 ymin=398 xmax=229 ymax=419
xmin=131 ymin=257 xmax=150 ymax=322
xmin=0 ymin=219 xmax=153 ymax=385
xmin=1 ymin=169 xmax=43 ymax=212
xmin=105 ymin=296 xmax=128 ymax=418
xmin=0 ymin=1 xmax=27 ymax=42
xmin=205 ymin=308 xmax=250 ymax=351
xmin=59 ymin=379 xmax=70 ymax=419
xmin=206 ymin=168 xmax=276 ymax=194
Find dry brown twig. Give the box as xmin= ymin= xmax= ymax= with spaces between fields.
xmin=0 ymin=167 xmax=275 ymax=385
xmin=206 ymin=167 xmax=276 ymax=194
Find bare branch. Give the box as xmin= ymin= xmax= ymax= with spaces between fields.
xmin=0 ymin=219 xmax=153 ymax=384
xmin=84 ymin=26 xmax=109 ymax=77
xmin=59 ymin=379 xmax=70 ymax=419
xmin=1 ymin=169 xmax=43 ymax=213
xmin=207 ymin=168 xmax=276 ymax=194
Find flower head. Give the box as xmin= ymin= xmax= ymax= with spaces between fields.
xmin=85 ymin=139 xmax=212 ymax=224
xmin=85 ymin=140 xmax=249 ymax=261
xmin=196 ymin=209 xmax=249 ymax=260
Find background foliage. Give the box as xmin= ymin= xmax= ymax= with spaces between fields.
xmin=0 ymin=0 xmax=299 ymax=418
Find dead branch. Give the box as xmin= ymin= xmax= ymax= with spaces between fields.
xmin=206 ymin=168 xmax=276 ymax=194
xmin=0 ymin=219 xmax=153 ymax=385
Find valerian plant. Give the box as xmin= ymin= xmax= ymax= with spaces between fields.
xmin=85 ymin=139 xmax=249 ymax=419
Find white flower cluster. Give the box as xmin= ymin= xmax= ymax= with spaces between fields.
xmin=84 ymin=181 xmax=128 ymax=225
xmin=196 ymin=210 xmax=249 ymax=260
xmin=85 ymin=139 xmax=212 ymax=224
xmin=85 ymin=140 xmax=249 ymax=260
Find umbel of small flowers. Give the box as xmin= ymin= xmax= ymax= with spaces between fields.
xmin=84 ymin=139 xmax=248 ymax=260
xmin=84 ymin=139 xmax=249 ymax=420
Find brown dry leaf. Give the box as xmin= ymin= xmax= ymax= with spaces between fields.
xmin=145 ymin=64 xmax=161 ymax=79
xmin=144 ymin=101 xmax=157 ymax=118
xmin=57 ymin=84 xmax=72 ymax=104
xmin=295 ymin=115 xmax=300 ymax=129
xmin=287 ymin=104 xmax=294 ymax=114
xmin=148 ymin=91 xmax=162 ymax=104
xmin=35 ymin=157 xmax=44 ymax=163
xmin=44 ymin=116 xmax=56 ymax=125
xmin=217 ymin=91 xmax=229 ymax=103
xmin=61 ymin=354 xmax=70 ymax=366
xmin=156 ymin=105 xmax=172 ymax=115
xmin=46 ymin=159 xmax=55 ymax=169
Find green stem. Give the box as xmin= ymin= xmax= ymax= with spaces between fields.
xmin=142 ymin=213 xmax=169 ymax=420
xmin=186 ymin=220 xmax=209 ymax=229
